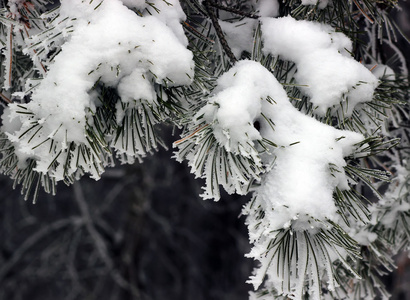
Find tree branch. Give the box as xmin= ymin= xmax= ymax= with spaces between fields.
xmin=207 ymin=0 xmax=260 ymax=19
xmin=203 ymin=0 xmax=237 ymax=64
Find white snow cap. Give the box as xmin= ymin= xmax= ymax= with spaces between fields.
xmin=261 ymin=16 xmax=379 ymax=116
xmin=203 ymin=60 xmax=363 ymax=231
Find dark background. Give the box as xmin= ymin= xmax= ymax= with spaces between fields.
xmin=0 ymin=126 xmax=254 ymax=300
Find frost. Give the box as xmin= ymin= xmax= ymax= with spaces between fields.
xmin=352 ymin=229 xmax=378 ymax=246
xmin=6 ymin=0 xmax=25 ymax=16
xmin=261 ymin=16 xmax=379 ymax=116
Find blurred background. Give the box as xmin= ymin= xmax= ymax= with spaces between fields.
xmin=1 ymin=1 xmax=410 ymax=300
xmin=0 ymin=126 xmax=254 ymax=300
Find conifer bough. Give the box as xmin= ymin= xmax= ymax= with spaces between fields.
xmin=0 ymin=0 xmax=409 ymax=299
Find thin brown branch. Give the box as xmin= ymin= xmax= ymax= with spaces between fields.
xmin=173 ymin=124 xmax=209 ymax=145
xmin=353 ymin=0 xmax=375 ymax=23
xmin=0 ymin=92 xmax=12 ymax=104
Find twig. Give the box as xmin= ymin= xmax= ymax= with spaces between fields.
xmin=203 ymin=0 xmax=237 ymax=64
xmin=73 ymin=183 xmax=141 ymax=299
xmin=173 ymin=124 xmax=209 ymax=145
xmin=0 ymin=217 xmax=82 ymax=283
xmin=7 ymin=24 xmax=13 ymax=89
xmin=207 ymin=0 xmax=260 ymax=19
xmin=370 ymin=64 xmax=378 ymax=71
xmin=352 ymin=0 xmax=374 ymax=24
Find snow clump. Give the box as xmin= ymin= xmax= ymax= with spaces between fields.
xmin=261 ymin=16 xmax=379 ymax=116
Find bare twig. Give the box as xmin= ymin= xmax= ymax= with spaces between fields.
xmin=207 ymin=0 xmax=260 ymax=19
xmin=0 ymin=217 xmax=83 ymax=283
xmin=203 ymin=0 xmax=238 ymax=64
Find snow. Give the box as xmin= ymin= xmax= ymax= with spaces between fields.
xmin=0 ymin=1 xmax=407 ymax=299
xmin=142 ymin=0 xmax=190 ymax=46
xmin=371 ymin=64 xmax=395 ymax=79
xmin=120 ymin=0 xmax=146 ymax=9
xmin=2 ymin=0 xmax=194 ymax=179
xmin=1 ymin=1 xmax=405 ymax=299
xmin=200 ymin=60 xmax=363 ymax=232
xmin=253 ymin=0 xmax=280 ymax=17
xmin=117 ymin=68 xmax=156 ymax=105
xmin=197 ymin=62 xmax=263 ymax=155
xmin=219 ymin=19 xmax=257 ymax=58
xmin=261 ymin=16 xmax=379 ymax=116
xmin=198 ymin=60 xmax=364 ymax=295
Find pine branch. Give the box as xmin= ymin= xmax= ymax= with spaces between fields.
xmin=206 ymin=0 xmax=260 ymax=19
xmin=203 ymin=0 xmax=237 ymax=64
xmin=1 ymin=1 xmax=410 ymax=299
